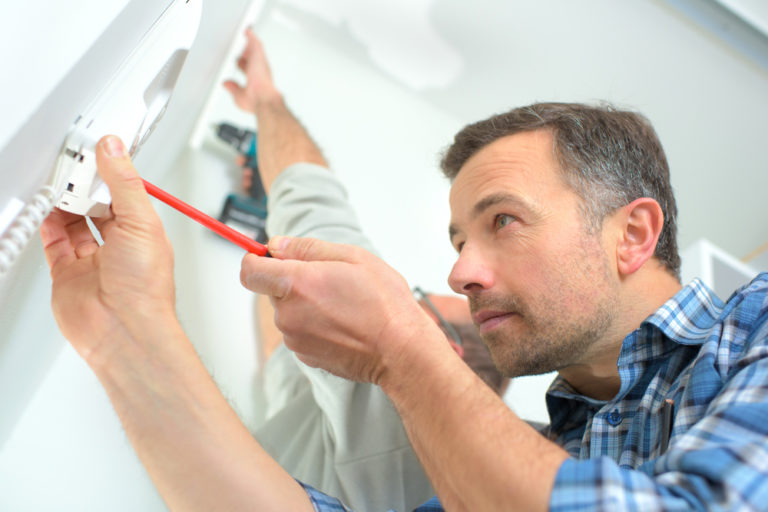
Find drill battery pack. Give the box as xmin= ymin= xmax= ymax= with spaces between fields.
xmin=218 ymin=194 xmax=267 ymax=244
xmin=214 ymin=122 xmax=268 ymax=244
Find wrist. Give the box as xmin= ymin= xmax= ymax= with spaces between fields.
xmin=378 ymin=320 xmax=462 ymax=405
xmin=87 ymin=310 xmax=211 ymax=436
xmin=86 ymin=308 xmax=184 ymax=376
xmin=253 ymin=88 xmax=285 ymax=114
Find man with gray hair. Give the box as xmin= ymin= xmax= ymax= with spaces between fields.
xmin=41 ymin=35 xmax=768 ymax=512
xmin=241 ymin=101 xmax=768 ymax=509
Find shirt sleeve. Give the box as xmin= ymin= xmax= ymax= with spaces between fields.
xmin=550 ymin=317 xmax=768 ymax=511
xmin=298 ymin=480 xmax=355 ymax=512
xmin=261 ymin=163 xmax=434 ymax=512
xmin=266 ymin=162 xmax=378 ymax=255
xmin=298 ymin=480 xmax=442 ymax=512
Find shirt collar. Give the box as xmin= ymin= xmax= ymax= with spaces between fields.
xmin=640 ymin=277 xmax=725 ymax=346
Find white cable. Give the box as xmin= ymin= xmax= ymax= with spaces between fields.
xmin=0 ymin=186 xmax=59 ymax=278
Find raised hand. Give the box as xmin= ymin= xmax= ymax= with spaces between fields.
xmin=223 ymin=27 xmax=281 ymax=113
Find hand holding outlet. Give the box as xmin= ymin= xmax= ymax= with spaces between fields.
xmin=40 ymin=136 xmax=176 ymax=366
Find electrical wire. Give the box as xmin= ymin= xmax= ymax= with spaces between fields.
xmin=0 ymin=186 xmax=59 ymax=278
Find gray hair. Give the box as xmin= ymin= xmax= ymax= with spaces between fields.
xmin=440 ymin=102 xmax=680 ymax=279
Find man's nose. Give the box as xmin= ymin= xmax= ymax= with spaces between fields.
xmin=448 ymin=244 xmax=494 ymax=295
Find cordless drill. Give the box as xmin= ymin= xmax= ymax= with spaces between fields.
xmin=213 ymin=122 xmax=268 ymax=243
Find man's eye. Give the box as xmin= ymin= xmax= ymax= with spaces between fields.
xmin=494 ymin=214 xmax=516 ymax=229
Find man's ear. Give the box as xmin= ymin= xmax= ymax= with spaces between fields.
xmin=616 ymin=198 xmax=664 ymax=276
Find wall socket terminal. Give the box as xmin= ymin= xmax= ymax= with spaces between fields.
xmin=54 ymin=137 xmax=110 ymax=217
xmin=50 ymin=0 xmax=202 ymax=217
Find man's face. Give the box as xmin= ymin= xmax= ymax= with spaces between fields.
xmin=447 ymin=130 xmax=619 ymax=378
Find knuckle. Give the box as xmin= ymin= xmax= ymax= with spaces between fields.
xmin=346 ymin=244 xmax=367 ymax=261
xmin=291 ymin=237 xmax=315 ymax=260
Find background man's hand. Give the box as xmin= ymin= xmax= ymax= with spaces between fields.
xmin=223 ymin=27 xmax=281 ymax=113
xmin=222 ymin=28 xmax=328 ymax=189
xmin=240 ymin=236 xmax=448 ymax=385
xmin=40 ymin=135 xmax=175 ymax=366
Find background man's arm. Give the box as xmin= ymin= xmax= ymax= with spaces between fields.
xmin=223 ymin=28 xmax=326 ymax=194
xmin=225 ymin=27 xmax=329 ymax=360
xmin=225 ymin=30 xmax=436 ymax=511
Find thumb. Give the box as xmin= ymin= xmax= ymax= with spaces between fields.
xmin=222 ymin=79 xmax=243 ymax=99
xmin=95 ymin=135 xmax=154 ymax=218
xmin=222 ymin=80 xmax=253 ymax=113
xmin=267 ymin=236 xmax=362 ymax=263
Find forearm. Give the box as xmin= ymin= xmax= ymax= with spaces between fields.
xmin=254 ymin=95 xmax=327 ymax=193
xmin=381 ymin=336 xmax=569 ymax=511
xmin=91 ymin=314 xmax=313 ymax=512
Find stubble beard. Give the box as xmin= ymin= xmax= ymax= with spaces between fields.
xmin=471 ymin=285 xmax=617 ymax=379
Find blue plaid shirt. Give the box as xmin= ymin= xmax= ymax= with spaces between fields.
xmin=301 ymin=273 xmax=768 ymax=511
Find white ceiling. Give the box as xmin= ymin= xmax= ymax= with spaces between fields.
xmin=256 ymin=0 xmax=768 ymax=264
xmin=716 ymin=0 xmax=768 ymax=35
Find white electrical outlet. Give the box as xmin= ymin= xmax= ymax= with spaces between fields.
xmin=52 ymin=0 xmax=202 ymax=217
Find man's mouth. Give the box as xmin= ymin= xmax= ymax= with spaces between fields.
xmin=472 ymin=310 xmax=517 ymax=333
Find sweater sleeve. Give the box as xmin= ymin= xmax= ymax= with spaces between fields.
xmin=258 ymin=162 xmax=434 ymax=512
